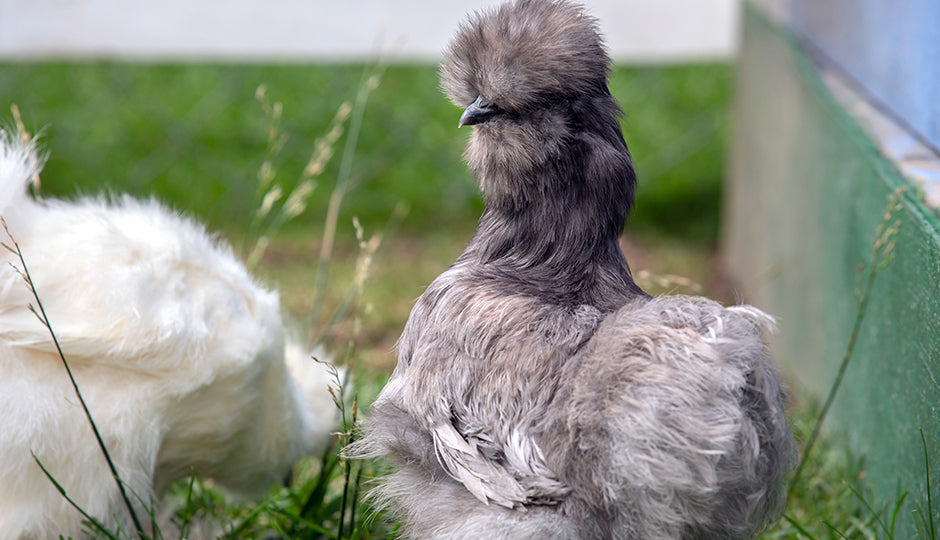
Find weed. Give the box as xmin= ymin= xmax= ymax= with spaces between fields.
xmin=787 ymin=188 xmax=905 ymax=495
xmin=244 ymin=85 xmax=351 ymax=270
xmin=768 ymin=188 xmax=940 ymax=539
xmin=2 ymin=219 xmax=147 ymax=539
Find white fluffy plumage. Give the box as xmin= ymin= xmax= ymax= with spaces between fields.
xmin=0 ymin=131 xmax=338 ymax=538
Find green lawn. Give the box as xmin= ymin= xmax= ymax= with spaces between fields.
xmin=0 ymin=62 xmax=731 ymax=241
xmin=1 ymin=60 xmax=735 ymax=369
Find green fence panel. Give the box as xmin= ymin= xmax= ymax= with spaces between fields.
xmin=726 ymin=5 xmax=940 ymax=531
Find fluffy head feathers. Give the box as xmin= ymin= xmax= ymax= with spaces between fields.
xmin=435 ymin=0 xmax=643 ymax=306
xmin=441 ymin=0 xmax=610 ymax=113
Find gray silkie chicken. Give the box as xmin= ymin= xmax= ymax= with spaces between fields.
xmin=353 ymin=0 xmax=797 ymax=538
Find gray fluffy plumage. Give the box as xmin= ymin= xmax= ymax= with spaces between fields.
xmin=352 ymin=1 xmax=797 ymax=538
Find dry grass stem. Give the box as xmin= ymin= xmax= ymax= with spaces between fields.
xmin=634 ymin=269 xmax=703 ymax=293
xmin=245 ymin=89 xmax=353 ymax=270
xmin=308 ymin=63 xmax=387 ymax=326
xmin=1 ymin=218 xmax=146 ymax=538
xmin=9 ymin=104 xmax=41 ymax=195
xmin=788 ymin=187 xmax=906 ymax=498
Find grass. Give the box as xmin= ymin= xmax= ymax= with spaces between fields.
xmin=0 ymin=60 xmax=733 ymax=370
xmin=3 ymin=220 xmax=147 ymax=538
xmin=767 ymin=406 xmax=937 ymax=540
xmin=0 ymin=61 xmax=731 ymax=242
xmin=762 ymin=188 xmax=937 ymax=540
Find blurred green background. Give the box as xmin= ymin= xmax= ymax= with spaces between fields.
xmin=0 ymin=62 xmax=730 ymax=242
xmin=0 ymin=61 xmax=733 ymax=372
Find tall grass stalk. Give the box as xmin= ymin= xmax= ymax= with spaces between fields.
xmin=912 ymin=430 xmax=937 ymax=540
xmin=337 ymin=390 xmax=358 ymax=540
xmin=787 ymin=186 xmax=905 ymax=497
xmin=3 ymin=86 xmax=393 ymax=537
xmin=308 ymin=63 xmax=386 ymax=330
xmin=244 ymin=86 xmax=352 ymax=270
xmin=316 ymin=208 xmax=407 ymax=350
xmin=175 ymin=75 xmax=394 ymax=537
xmin=634 ymin=269 xmax=703 ymax=293
xmin=318 ymin=358 xmax=361 ymax=540
xmin=30 ymin=451 xmax=120 ymax=540
xmin=9 ymin=104 xmax=42 ymax=194
xmin=175 ymin=475 xmax=197 ymax=540
xmin=1 ymin=219 xmax=146 ymax=538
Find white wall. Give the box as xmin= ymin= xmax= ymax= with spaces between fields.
xmin=0 ymin=0 xmax=739 ymax=63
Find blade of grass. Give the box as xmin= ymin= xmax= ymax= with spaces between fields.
xmin=3 ymin=220 xmax=146 ymax=537
xmin=845 ymin=482 xmax=891 ymax=539
xmin=318 ymin=222 xmax=379 ymax=347
xmin=308 ymin=63 xmax=386 ymax=329
xmin=143 ymin=495 xmax=162 ymax=540
xmin=782 ymin=514 xmax=817 ymax=539
xmin=788 ymin=188 xmax=904 ymax=497
xmin=915 ymin=506 xmax=929 ymax=539
xmin=921 ymin=429 xmax=936 ymax=539
xmin=31 ymin=452 xmax=120 ymax=540
xmin=300 ymin=437 xmax=341 ymax=518
xmin=271 ymin=507 xmax=338 ymax=538
xmin=338 ymin=393 xmax=360 ymax=540
xmin=890 ymin=491 xmax=910 ymax=538
xmin=348 ymin=447 xmax=364 ymax=538
xmin=176 ymin=475 xmax=197 ymax=540
xmin=821 ymin=520 xmax=849 ymax=539
xmin=221 ymin=499 xmax=270 ymax=540
xmin=244 ymin=87 xmax=350 ymax=270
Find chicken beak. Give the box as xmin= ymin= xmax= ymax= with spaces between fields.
xmin=459 ymin=96 xmax=501 ymax=127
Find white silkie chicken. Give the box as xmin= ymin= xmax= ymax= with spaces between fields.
xmin=0 ymin=131 xmax=338 ymax=539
